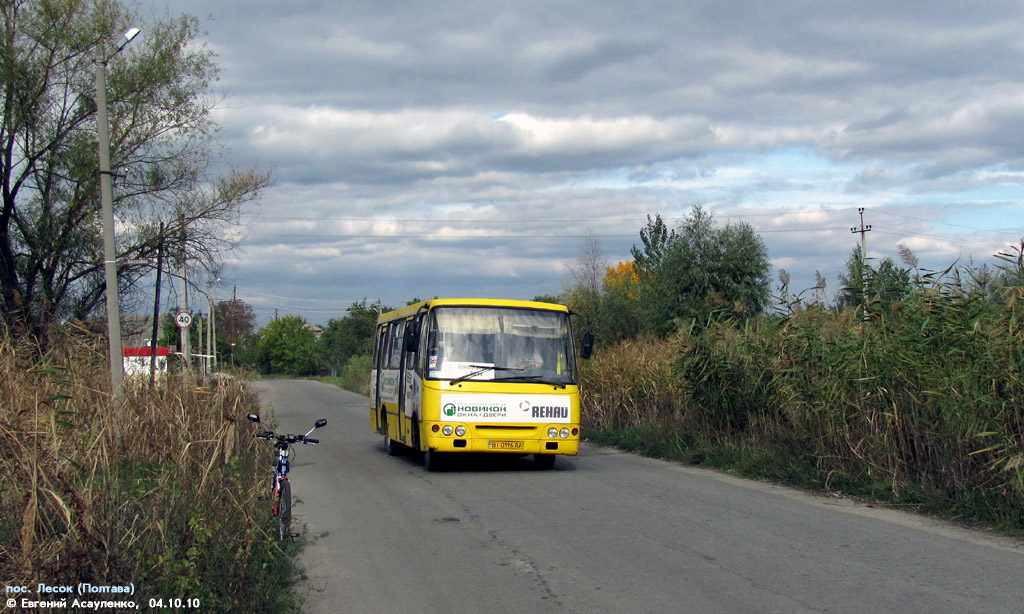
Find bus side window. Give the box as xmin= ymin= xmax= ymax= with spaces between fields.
xmin=373 ymin=325 xmax=384 ymax=368
xmin=380 ymin=324 xmax=393 ymax=369
xmin=389 ymin=321 xmax=405 ymax=368
xmin=406 ymin=316 xmax=421 ymax=374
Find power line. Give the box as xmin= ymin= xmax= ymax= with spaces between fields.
xmin=870 ymin=227 xmax=1015 ymax=251
xmin=245 ymin=226 xmax=847 ymax=240
xmin=242 ymin=208 xmax=1022 ymax=240
xmin=243 ymin=291 xmax=364 ymax=303
xmin=237 ymin=207 xmax=1023 ymax=248
xmin=872 ymin=209 xmax=1024 ymax=238
xmin=248 ymin=207 xmax=863 ymax=225
xmin=229 ymin=208 xmax=1021 ymax=263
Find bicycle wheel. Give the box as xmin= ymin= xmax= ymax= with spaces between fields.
xmin=276 ymin=479 xmax=292 ymax=540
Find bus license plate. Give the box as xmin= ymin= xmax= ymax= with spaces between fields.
xmin=488 ymin=441 xmax=524 ymax=450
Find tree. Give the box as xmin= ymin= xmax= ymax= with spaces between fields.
xmin=213 ymin=296 xmax=256 ymax=366
xmin=532 ymin=294 xmax=563 ymax=304
xmin=320 ymin=299 xmax=381 ymax=370
xmin=564 ymin=230 xmax=606 ymax=339
xmin=632 ymin=205 xmax=771 ymax=335
xmin=630 ymin=213 xmax=677 ymax=275
xmin=215 ymin=297 xmax=257 ymax=342
xmin=0 ymin=1 xmax=270 ymax=336
xmin=836 ymin=246 xmax=911 ymax=312
xmin=258 ymin=315 xmax=317 ymax=376
xmin=598 ymin=261 xmax=642 ymax=340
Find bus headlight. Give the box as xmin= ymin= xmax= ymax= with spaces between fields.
xmin=455 ymin=425 xmax=467 ymax=437
xmin=560 ymin=428 xmax=570 ymax=439
xmin=547 ymin=427 xmax=559 ymax=439
xmin=442 ymin=425 xmax=454 ymax=436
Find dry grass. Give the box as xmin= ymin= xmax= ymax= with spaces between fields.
xmin=580 ymin=336 xmax=687 ymax=430
xmin=0 ymin=325 xmax=296 ymax=611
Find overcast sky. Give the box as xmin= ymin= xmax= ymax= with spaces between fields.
xmin=139 ymin=0 xmax=1024 ymax=325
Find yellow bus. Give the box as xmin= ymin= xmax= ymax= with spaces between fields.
xmin=371 ymin=298 xmax=592 ymax=470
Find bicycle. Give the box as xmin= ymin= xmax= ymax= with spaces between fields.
xmin=247 ymin=412 xmax=327 ymax=540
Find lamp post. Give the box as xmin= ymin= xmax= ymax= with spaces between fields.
xmin=96 ymin=27 xmax=140 ymax=410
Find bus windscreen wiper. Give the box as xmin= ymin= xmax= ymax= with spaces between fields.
xmin=495 ymin=373 xmax=568 ymax=388
xmin=451 ymin=364 xmax=520 ymax=385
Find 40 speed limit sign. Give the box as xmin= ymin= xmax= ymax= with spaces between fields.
xmin=175 ymin=310 xmax=193 ymax=329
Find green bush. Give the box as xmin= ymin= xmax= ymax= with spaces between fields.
xmin=339 ymin=354 xmax=373 ymax=396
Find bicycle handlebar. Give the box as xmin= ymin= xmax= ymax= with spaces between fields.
xmin=257 ymin=431 xmax=319 ymax=445
xmin=247 ymin=413 xmax=327 ymax=447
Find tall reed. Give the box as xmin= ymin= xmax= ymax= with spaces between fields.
xmin=0 ymin=325 xmax=299 ymax=611
xmin=583 ymin=276 xmax=1024 ymax=531
xmin=580 ymin=336 xmax=686 ymax=430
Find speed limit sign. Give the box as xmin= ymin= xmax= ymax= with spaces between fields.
xmin=175 ymin=310 xmax=193 ymax=329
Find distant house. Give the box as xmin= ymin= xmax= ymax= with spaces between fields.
xmin=303 ymin=323 xmax=324 ymax=339
xmin=123 ymin=346 xmax=170 ymax=377
xmin=121 ymin=314 xmax=171 ymax=377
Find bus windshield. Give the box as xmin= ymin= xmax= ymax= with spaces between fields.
xmin=425 ymin=306 xmax=578 ymax=385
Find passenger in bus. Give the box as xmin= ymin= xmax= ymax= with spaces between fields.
xmin=510 ymin=336 xmax=544 ymax=371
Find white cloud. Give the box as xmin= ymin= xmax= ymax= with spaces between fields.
xmin=145 ymin=0 xmax=1024 ymax=323
xmin=495 ymin=113 xmax=709 ymax=154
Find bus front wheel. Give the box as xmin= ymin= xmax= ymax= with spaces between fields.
xmin=424 ymin=449 xmax=441 ymax=472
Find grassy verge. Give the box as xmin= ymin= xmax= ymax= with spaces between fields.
xmin=581 ymin=281 xmax=1024 ymax=537
xmin=0 ymin=327 xmax=305 ymax=612
xmin=307 ymin=354 xmax=372 ymax=397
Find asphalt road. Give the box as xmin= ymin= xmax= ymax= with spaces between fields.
xmin=253 ymin=379 xmax=1024 ymax=614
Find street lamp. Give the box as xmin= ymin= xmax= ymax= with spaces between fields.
xmin=96 ymin=27 xmax=140 ymax=409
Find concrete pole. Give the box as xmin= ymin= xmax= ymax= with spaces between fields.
xmin=179 ymin=214 xmax=190 ymax=369
xmin=95 ymin=46 xmax=124 ymax=411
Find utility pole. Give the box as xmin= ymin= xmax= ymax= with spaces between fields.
xmin=850 ymin=207 xmax=872 ymax=260
xmin=96 ymin=42 xmax=124 ymax=411
xmin=179 ymin=214 xmax=191 ymax=369
xmin=206 ymin=278 xmax=219 ymax=374
xmin=208 ymin=298 xmax=214 ymax=373
xmin=212 ymin=297 xmax=218 ymax=372
xmin=149 ymin=222 xmax=164 ymax=387
xmin=197 ymin=311 xmax=204 ymax=375
xmin=850 ymin=207 xmax=872 ymax=309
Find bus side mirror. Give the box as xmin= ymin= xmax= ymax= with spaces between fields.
xmin=579 ymin=333 xmax=594 ymax=360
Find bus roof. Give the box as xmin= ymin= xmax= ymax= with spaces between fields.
xmin=377 ymin=297 xmax=569 ymax=323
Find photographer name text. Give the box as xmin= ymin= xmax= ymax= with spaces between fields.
xmin=5 ymin=583 xmax=199 ymax=610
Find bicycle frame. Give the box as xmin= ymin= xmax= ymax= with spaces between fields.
xmin=272 ymin=444 xmax=289 ymax=516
